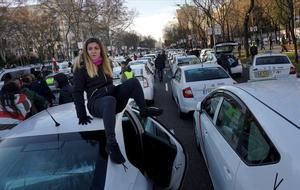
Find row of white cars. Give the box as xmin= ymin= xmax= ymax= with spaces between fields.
xmin=167 ymin=45 xmax=300 ymax=189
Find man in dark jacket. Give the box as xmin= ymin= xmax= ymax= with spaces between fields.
xmin=250 ymin=43 xmax=258 ymax=60
xmin=155 ymin=51 xmax=166 ymax=82
xmin=54 ymin=73 xmax=73 ymax=104
xmin=32 ymin=71 xmax=56 ymax=106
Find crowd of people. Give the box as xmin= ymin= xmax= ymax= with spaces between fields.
xmin=0 ymin=69 xmax=73 ymax=128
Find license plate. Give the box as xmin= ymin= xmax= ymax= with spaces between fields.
xmin=257 ymin=71 xmax=269 ymax=78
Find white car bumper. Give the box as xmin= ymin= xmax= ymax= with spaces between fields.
xmin=179 ymin=97 xmax=201 ymax=113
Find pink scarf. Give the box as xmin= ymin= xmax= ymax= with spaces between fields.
xmin=92 ymin=57 xmax=103 ymax=66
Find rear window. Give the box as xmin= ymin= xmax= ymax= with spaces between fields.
xmin=130 ymin=61 xmax=146 ymax=65
xmin=184 ymin=67 xmax=229 ymax=82
xmin=132 ymin=68 xmax=143 ymax=76
xmin=0 ymin=131 xmax=108 ymax=190
xmin=177 ymin=57 xmax=199 ymax=65
xmin=256 ymin=56 xmax=290 ymax=65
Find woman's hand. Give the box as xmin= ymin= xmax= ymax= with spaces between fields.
xmin=78 ymin=116 xmax=93 ymax=125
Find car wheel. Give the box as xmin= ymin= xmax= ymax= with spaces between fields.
xmin=171 ymin=89 xmax=175 ymax=101
xmin=177 ymin=100 xmax=185 ymax=119
xmin=193 ymin=120 xmax=201 ymax=152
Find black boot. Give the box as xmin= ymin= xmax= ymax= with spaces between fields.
xmin=140 ymin=107 xmax=163 ymax=118
xmin=106 ymin=142 xmax=125 ymax=164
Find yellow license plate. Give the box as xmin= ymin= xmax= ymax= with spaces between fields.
xmin=258 ymin=71 xmax=269 ymax=77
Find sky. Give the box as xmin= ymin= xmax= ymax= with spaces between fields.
xmin=125 ymin=0 xmax=188 ymax=41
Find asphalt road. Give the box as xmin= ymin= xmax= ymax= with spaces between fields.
xmin=152 ymin=65 xmax=249 ymax=190
xmin=152 ymin=69 xmax=214 ymax=190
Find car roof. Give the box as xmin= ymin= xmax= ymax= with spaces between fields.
xmin=129 ymin=60 xmax=148 ymax=64
xmin=2 ymin=103 xmax=107 ymax=139
xmin=176 ymin=55 xmax=197 ymax=59
xmin=234 ymin=79 xmax=300 ymax=128
xmin=179 ymin=63 xmax=221 ymax=70
xmin=254 ymin=53 xmax=289 ymax=59
xmin=215 ymin=42 xmax=238 ymax=47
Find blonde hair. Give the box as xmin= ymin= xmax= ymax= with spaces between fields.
xmin=73 ymin=38 xmax=112 ymax=78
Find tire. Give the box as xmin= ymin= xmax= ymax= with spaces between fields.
xmin=177 ymin=100 xmax=186 ymax=119
xmin=194 ymin=120 xmax=201 ymax=152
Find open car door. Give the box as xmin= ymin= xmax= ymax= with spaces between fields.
xmin=134 ymin=113 xmax=187 ymax=190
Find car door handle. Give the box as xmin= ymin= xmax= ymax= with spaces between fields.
xmin=223 ymin=166 xmax=232 ymax=180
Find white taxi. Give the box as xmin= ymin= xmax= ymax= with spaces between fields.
xmin=0 ymin=101 xmax=187 ymax=190
xmin=171 ymin=63 xmax=235 ymax=118
xmin=249 ymin=53 xmax=297 ymax=80
xmin=170 ymin=55 xmax=199 ymax=75
xmin=194 ymin=79 xmax=300 ymax=190
xmin=113 ymin=64 xmax=154 ymax=104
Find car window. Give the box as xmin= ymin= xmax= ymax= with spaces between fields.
xmin=216 ymin=97 xmax=246 ymax=149
xmin=206 ymin=53 xmax=215 ymax=61
xmin=184 ymin=67 xmax=229 ymax=82
xmin=236 ymin=115 xmax=280 ymax=165
xmin=0 ymin=131 xmax=108 ymax=190
xmin=132 ymin=110 xmax=173 ymax=146
xmin=256 ymin=56 xmax=290 ymax=65
xmin=203 ymin=96 xmax=221 ymax=120
xmin=174 ymin=69 xmax=181 ymax=82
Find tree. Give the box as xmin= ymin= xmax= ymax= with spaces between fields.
xmin=140 ymin=36 xmax=156 ymax=49
xmin=121 ymin=31 xmax=139 ymax=50
xmin=276 ymin=0 xmax=298 ymax=63
xmin=243 ymin=0 xmax=255 ymax=58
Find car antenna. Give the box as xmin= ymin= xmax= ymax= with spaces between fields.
xmin=45 ymin=108 xmax=60 ymax=127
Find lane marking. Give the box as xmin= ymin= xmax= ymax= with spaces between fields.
xmin=165 ymin=83 xmax=168 ymax=91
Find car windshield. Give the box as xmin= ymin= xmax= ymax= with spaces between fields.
xmin=0 ymin=131 xmax=108 ymax=190
xmin=184 ymin=67 xmax=229 ymax=82
xmin=177 ymin=57 xmax=199 ymax=65
xmin=256 ymin=56 xmax=290 ymax=65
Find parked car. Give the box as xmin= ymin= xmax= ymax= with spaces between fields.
xmin=113 ymin=64 xmax=154 ymax=104
xmin=0 ymin=100 xmax=187 ymax=190
xmin=194 ymin=79 xmax=300 ymax=190
xmin=128 ymin=60 xmax=154 ymax=74
xmin=249 ymin=53 xmax=297 ymax=81
xmin=0 ymin=67 xmax=31 ymax=90
xmin=214 ymin=42 xmax=243 ymax=77
xmin=171 ymin=63 xmax=235 ymax=118
xmin=170 ymin=55 xmax=199 ymax=75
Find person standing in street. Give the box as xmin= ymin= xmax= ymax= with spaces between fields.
xmin=155 ymin=50 xmax=166 ymax=82
xmin=72 ymin=38 xmax=163 ymax=164
xmin=250 ymin=42 xmax=258 ymax=61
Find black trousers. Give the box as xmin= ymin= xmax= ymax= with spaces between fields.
xmin=89 ymin=78 xmax=146 ymax=143
xmin=157 ymin=68 xmax=164 ymax=81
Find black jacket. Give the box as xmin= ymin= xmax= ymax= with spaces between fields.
xmin=155 ymin=54 xmax=166 ymax=69
xmin=73 ymin=64 xmax=114 ymax=118
xmin=54 ymin=73 xmax=73 ymax=105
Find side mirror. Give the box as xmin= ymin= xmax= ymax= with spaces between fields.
xmin=196 ymin=102 xmax=203 ymax=113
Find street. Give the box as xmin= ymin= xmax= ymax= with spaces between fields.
xmin=153 ymin=68 xmax=214 ymax=190
xmin=152 ymin=64 xmax=249 ymax=189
